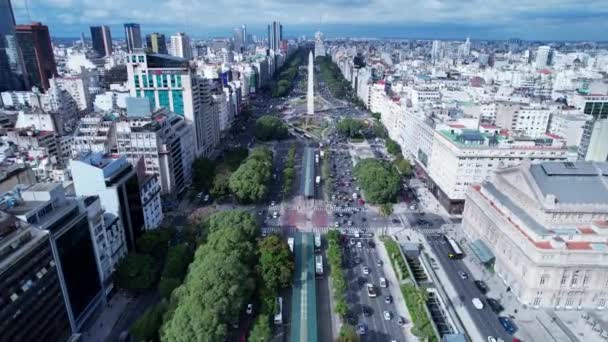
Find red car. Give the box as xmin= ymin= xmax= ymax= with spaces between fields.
xmin=358 ymin=199 xmax=365 ymax=205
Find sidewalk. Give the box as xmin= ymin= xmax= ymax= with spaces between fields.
xmin=376 ymin=235 xmax=419 ymax=342
xmin=82 ymin=292 xmax=130 ymax=342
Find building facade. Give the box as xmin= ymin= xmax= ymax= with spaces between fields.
xmin=462 ymin=161 xmax=608 ymax=310
xmin=0 ymin=0 xmax=28 ymax=91
xmin=169 ymin=32 xmax=192 ymax=60
xmin=123 ymin=23 xmax=142 ymax=53
xmin=15 ymin=22 xmax=57 ymax=91
xmin=146 ymin=33 xmax=167 ymax=54
xmin=90 ymin=25 xmax=112 ymax=57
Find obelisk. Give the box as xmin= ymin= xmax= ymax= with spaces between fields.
xmin=307 ymin=50 xmax=314 ymax=115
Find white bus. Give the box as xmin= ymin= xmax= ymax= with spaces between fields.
xmin=315 ymin=255 xmax=324 ymax=278
xmin=314 ymin=233 xmax=322 ymax=251
xmin=274 ymin=297 xmax=283 ymax=324
xmin=444 ymin=236 xmax=464 ymax=259
xmin=287 ymin=237 xmax=294 ymax=252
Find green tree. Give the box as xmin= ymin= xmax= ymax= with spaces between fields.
xmin=380 ymin=203 xmax=394 ymax=217
xmin=161 ymin=244 xmax=192 ymax=279
xmin=130 ymin=302 xmax=167 ymax=342
xmin=210 ymin=171 xmax=231 ymax=199
xmin=394 ymin=157 xmax=413 ymax=177
xmin=354 ymin=159 xmax=401 ymax=204
xmin=336 ymin=118 xmax=364 ymax=138
xmin=372 ymin=120 xmax=388 ymax=139
xmin=158 ymin=277 xmax=181 ymax=299
xmin=191 ymin=157 xmax=216 ymax=192
xmin=259 ymin=234 xmax=295 ymax=293
xmin=115 ymin=253 xmax=159 ymax=291
xmin=229 ymin=148 xmax=273 ymax=203
xmin=385 ymin=138 xmax=402 ymax=157
xmin=136 ymin=229 xmax=173 ymax=261
xmin=371 ymin=112 xmax=381 ymax=120
xmin=254 ymin=115 xmax=288 ymax=141
xmin=249 ymin=314 xmax=272 ymax=341
xmin=161 ymin=211 xmax=259 ymax=342
xmin=337 ymin=324 xmax=360 ymax=342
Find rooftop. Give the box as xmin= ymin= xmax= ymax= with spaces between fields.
xmin=530 ymin=162 xmax=608 ymax=205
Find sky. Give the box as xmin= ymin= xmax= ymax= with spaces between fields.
xmin=9 ymin=0 xmax=608 ymax=41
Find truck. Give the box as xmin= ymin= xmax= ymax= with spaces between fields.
xmin=287 ymin=237 xmax=294 ymax=252
xmin=315 ymin=176 xmax=321 ymax=185
xmin=314 ymin=233 xmax=322 ymax=251
xmin=319 ymin=150 xmax=325 ymax=158
xmin=315 ymin=154 xmax=319 ymax=164
xmin=315 ymin=255 xmax=324 ymax=278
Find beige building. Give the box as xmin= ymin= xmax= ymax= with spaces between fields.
xmin=462 ymin=161 xmax=608 ymax=310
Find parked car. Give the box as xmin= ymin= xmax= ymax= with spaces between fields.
xmin=384 ymin=295 xmax=392 ymax=304
xmin=487 ymin=298 xmax=504 ymax=313
xmin=379 ymin=277 xmax=387 ymax=288
xmin=498 ymin=316 xmax=517 ymax=335
xmin=356 ymin=324 xmax=367 ymax=335
xmin=458 ymin=271 xmax=468 ymax=280
xmin=472 ymin=298 xmax=484 ymax=309
xmin=246 ymin=304 xmax=253 ymax=315
xmin=383 ymin=311 xmax=392 ymax=320
xmin=474 ymin=280 xmax=489 ymax=294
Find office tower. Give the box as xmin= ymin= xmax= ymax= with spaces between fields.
xmin=431 ymin=40 xmax=442 ymax=64
xmin=126 ymin=52 xmax=218 ymax=157
xmin=535 ymin=46 xmax=551 ymax=68
xmin=5 ymin=183 xmax=105 ymax=333
xmin=170 ymin=32 xmax=192 ymax=60
xmin=267 ymin=21 xmax=282 ymax=53
xmin=575 ymin=94 xmax=608 ymax=161
xmin=233 ymin=25 xmax=246 ymax=53
xmin=307 ymin=51 xmax=314 ymax=115
xmin=90 ymin=25 xmax=112 ymax=57
xmin=15 ymin=22 xmax=58 ymax=90
xmin=0 ymin=214 xmax=71 ymax=341
xmin=70 ymin=153 xmax=145 ymax=252
xmin=0 ymin=0 xmax=28 ymax=91
xmin=124 ymin=23 xmax=142 ymax=52
xmin=314 ymin=31 xmax=325 ymax=57
xmin=146 ymin=32 xmax=167 ymax=54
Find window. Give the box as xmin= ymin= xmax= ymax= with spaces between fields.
xmin=533 ymin=297 xmax=541 ymax=306
xmin=572 ymin=271 xmax=580 ymax=286
xmin=539 ymin=275 xmax=548 ymax=286
xmin=561 ymin=272 xmax=568 ymax=286
xmin=583 ymin=274 xmax=590 ymax=286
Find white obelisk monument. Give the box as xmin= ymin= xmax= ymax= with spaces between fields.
xmin=307 ymin=51 xmax=314 ymax=115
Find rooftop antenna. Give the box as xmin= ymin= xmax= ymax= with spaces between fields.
xmin=24 ymin=0 xmax=32 ymax=21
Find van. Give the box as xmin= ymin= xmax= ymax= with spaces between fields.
xmin=472 ymin=298 xmax=484 ymax=310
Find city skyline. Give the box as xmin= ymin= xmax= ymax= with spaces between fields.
xmin=8 ymin=0 xmax=608 ymax=41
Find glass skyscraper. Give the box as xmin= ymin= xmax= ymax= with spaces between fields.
xmin=0 ymin=0 xmax=27 ymax=91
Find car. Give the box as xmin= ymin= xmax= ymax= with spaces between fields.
xmin=379 ymin=277 xmax=387 ymax=288
xmin=203 ymin=194 xmax=210 ymax=202
xmin=270 ymin=200 xmax=276 ymax=206
xmin=358 ymin=277 xmax=366 ymax=285
xmin=472 ymin=298 xmax=484 ymax=309
xmin=384 ymin=295 xmax=392 ymax=304
xmin=362 ymin=306 xmax=372 ymax=317
xmin=398 ymin=316 xmax=407 ymax=326
xmin=354 ymin=230 xmax=360 ymax=238
xmin=458 ymin=271 xmax=468 ymax=280
xmin=272 ymin=212 xmax=279 ymax=219
xmin=362 ymin=266 xmax=370 ymax=274
xmin=487 ymin=337 xmax=497 ymax=342
xmin=349 ymin=239 xmax=356 ymax=246
xmin=356 ymin=324 xmax=367 ymax=335
xmin=486 ymin=298 xmax=504 ymax=313
xmin=366 ymin=283 xmax=377 ymax=297
xmin=334 ymin=222 xmax=340 ymax=228
xmin=376 ymin=260 xmax=383 ymax=266
xmin=368 ymin=241 xmax=376 ymax=248
xmin=383 ymin=311 xmax=392 ymax=320
xmin=356 ymin=241 xmax=362 ymax=248
xmin=354 ymin=257 xmax=361 ymax=264
xmin=474 ymin=280 xmax=489 ymax=294
xmin=392 ymin=218 xmax=400 ymax=224
xmin=246 ymin=303 xmax=253 ymax=315
xmin=498 ymin=316 xmax=517 ymax=335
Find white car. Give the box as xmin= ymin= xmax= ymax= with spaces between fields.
xmin=246 ymin=303 xmax=253 ymax=315
xmin=272 ymin=211 xmax=278 ymax=219
xmin=362 ymin=266 xmax=370 ymax=274
xmin=383 ymin=311 xmax=392 ymax=320
xmin=379 ymin=277 xmax=387 ymax=288
xmin=356 ymin=241 xmax=362 ymax=248
xmin=354 ymin=230 xmax=360 ymax=238
xmin=487 ymin=337 xmax=497 ymax=342
xmin=271 ymin=200 xmax=276 ymax=206
xmin=472 ymin=298 xmax=484 ymax=310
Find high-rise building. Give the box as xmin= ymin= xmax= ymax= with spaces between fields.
xmin=5 ymin=183 xmax=106 ymax=333
xmin=0 ymin=0 xmax=28 ymax=91
xmin=267 ymin=21 xmax=282 ymax=53
xmin=169 ymin=32 xmax=192 ymax=60
xmin=70 ymin=153 xmax=145 ymax=252
xmin=535 ymin=46 xmax=551 ymax=68
xmin=314 ymin=31 xmax=325 ymax=58
xmin=15 ymin=22 xmax=57 ymax=90
xmin=431 ymin=40 xmax=442 ymax=64
xmin=90 ymin=25 xmax=113 ymax=57
xmin=124 ymin=23 xmax=142 ymax=53
xmin=145 ymin=32 xmax=167 ymax=54
xmin=126 ymin=52 xmax=218 ymax=157
xmin=0 ymin=214 xmax=71 ymax=341
xmin=233 ymin=25 xmax=246 ymax=53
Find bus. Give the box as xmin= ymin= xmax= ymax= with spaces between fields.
xmin=444 ymin=236 xmax=464 ymax=259
xmin=274 ymin=297 xmax=283 ymax=324
xmin=315 ymin=255 xmax=324 ymax=278
xmin=314 ymin=233 xmax=322 ymax=251
xmin=287 ymin=237 xmax=294 ymax=252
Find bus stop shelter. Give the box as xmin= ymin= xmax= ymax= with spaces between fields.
xmin=469 ymin=239 xmax=495 ymax=266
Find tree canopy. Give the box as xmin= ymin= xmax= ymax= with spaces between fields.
xmin=191 ymin=157 xmax=216 ymax=192
xmin=254 ymin=115 xmax=288 ymax=141
xmin=394 ymin=157 xmax=413 ymax=177
xmin=229 ymin=147 xmax=273 ymax=203
xmin=385 ymin=138 xmax=402 ymax=157
xmin=131 ymin=302 xmax=167 ymax=342
xmin=259 ymin=234 xmax=294 ymax=294
xmin=115 ymin=253 xmax=160 ymax=292
xmin=248 ymin=314 xmax=272 ymax=342
xmin=353 ymin=159 xmax=401 ymax=204
xmin=336 ymin=118 xmax=364 ymax=138
xmin=161 ymin=210 xmax=259 ymax=342
xmin=337 ymin=324 xmax=360 ymax=342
